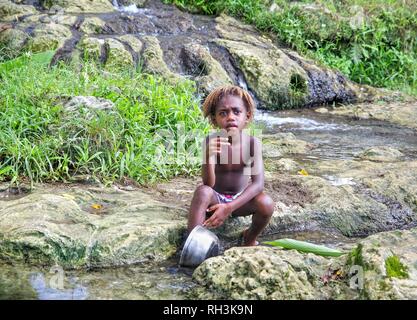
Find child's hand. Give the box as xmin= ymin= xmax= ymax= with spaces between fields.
xmin=207 ymin=136 xmax=230 ymax=158
xmin=203 ymin=203 xmax=233 ymax=228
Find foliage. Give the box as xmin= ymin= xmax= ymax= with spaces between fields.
xmin=264 ymin=238 xmax=345 ymax=257
xmin=164 ymin=0 xmax=417 ymax=96
xmin=385 ymin=255 xmax=409 ymax=279
xmin=0 ymin=52 xmax=210 ymax=186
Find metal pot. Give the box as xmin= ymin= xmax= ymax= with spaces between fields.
xmin=179 ymin=225 xmax=220 ymax=268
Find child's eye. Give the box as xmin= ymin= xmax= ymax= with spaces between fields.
xmin=219 ymin=112 xmax=226 ymax=116
xmin=234 ymin=110 xmax=241 ymax=115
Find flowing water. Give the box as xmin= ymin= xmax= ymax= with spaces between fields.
xmin=255 ymin=109 xmax=417 ymax=162
xmin=1 ymin=107 xmax=416 ymax=299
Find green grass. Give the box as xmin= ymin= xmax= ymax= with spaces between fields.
xmin=385 ymin=255 xmax=409 ymax=279
xmin=164 ymin=0 xmax=417 ymax=96
xmin=0 ymin=51 xmax=210 ymax=187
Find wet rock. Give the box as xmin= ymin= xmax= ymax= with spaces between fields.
xmin=181 ymin=42 xmax=233 ymax=95
xmin=262 ymin=133 xmax=312 ymax=158
xmin=0 ymin=186 xmax=186 ymax=268
xmin=330 ymin=101 xmax=417 ymax=130
xmin=282 ymin=50 xmax=357 ymax=107
xmin=215 ymin=14 xmax=309 ymax=109
xmin=357 ymin=146 xmax=404 ymax=162
xmin=142 ymin=35 xmax=182 ymax=83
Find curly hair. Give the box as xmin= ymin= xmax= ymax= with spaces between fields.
xmin=202 ymin=85 xmax=256 ymax=126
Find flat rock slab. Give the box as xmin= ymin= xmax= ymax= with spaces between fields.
xmin=0 ymin=185 xmax=186 ymax=268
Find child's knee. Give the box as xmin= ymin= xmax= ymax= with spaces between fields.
xmin=254 ymin=193 xmax=274 ymax=217
xmin=194 ymin=185 xmax=214 ymax=199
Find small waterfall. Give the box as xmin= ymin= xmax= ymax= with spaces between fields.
xmin=112 ymin=0 xmax=141 ymax=14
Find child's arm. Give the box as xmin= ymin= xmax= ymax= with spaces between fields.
xmin=204 ymin=137 xmax=264 ymax=228
xmin=202 ymin=135 xmax=230 ymax=187
xmin=224 ymin=137 xmax=264 ymax=212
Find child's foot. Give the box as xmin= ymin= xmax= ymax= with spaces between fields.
xmin=240 ymin=229 xmax=259 ymax=246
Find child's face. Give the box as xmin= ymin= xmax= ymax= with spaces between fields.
xmin=212 ymin=95 xmax=251 ymax=133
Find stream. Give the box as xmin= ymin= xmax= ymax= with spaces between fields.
xmin=1 ymin=108 xmax=417 ymax=299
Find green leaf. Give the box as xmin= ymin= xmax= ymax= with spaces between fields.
xmin=263 ymin=238 xmax=345 ymax=257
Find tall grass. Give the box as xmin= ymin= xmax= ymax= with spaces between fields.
xmin=0 ymin=51 xmax=210 ymax=187
xmin=164 ymin=0 xmax=417 ymax=96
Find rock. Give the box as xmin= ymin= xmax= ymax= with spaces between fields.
xmin=192 ymin=246 xmax=351 ymax=299
xmin=181 ymin=42 xmax=233 ymax=95
xmin=266 ymin=160 xmax=417 ymax=237
xmin=0 ymin=0 xmax=37 ymax=21
xmin=214 ymin=14 xmax=361 ymax=109
xmin=117 ymin=34 xmax=143 ymax=54
xmin=0 ymin=186 xmax=187 ymax=268
xmin=63 ymin=96 xmax=115 ymax=112
xmin=357 ymin=146 xmax=404 ymax=162
xmin=330 ymin=101 xmax=417 ymax=130
xmin=104 ymin=38 xmax=134 ymax=68
xmin=262 ymin=133 xmax=312 ymax=158
xmin=25 ymin=22 xmax=72 ymax=52
xmin=215 ymin=15 xmax=309 ymax=109
xmin=265 ymin=158 xmax=300 ymax=173
xmin=315 ymin=107 xmax=329 ymax=114
xmin=118 ymin=0 xmax=148 ymax=7
xmin=77 ymin=36 xmax=104 ymax=61
xmin=142 ymin=35 xmax=182 ymax=83
xmin=347 ymin=228 xmax=417 ymax=299
xmin=79 ymin=16 xmax=106 ymax=34
xmin=0 ymin=28 xmax=28 ymax=53
xmin=269 ymin=3 xmax=282 ymax=13
xmin=193 ymin=227 xmax=417 ymax=299
xmin=282 ymin=50 xmax=358 ymax=107
xmin=40 ymin=0 xmax=115 ymax=13
xmin=22 ymin=13 xmax=78 ymax=26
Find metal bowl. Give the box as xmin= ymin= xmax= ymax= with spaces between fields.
xmin=179 ymin=225 xmax=220 ymax=268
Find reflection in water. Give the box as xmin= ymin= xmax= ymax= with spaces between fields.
xmin=29 ymin=273 xmax=88 ymax=300
xmin=0 ymin=260 xmax=195 ymax=300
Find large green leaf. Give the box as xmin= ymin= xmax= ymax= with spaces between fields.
xmin=263 ymin=238 xmax=345 ymax=257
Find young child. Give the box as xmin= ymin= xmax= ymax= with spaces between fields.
xmin=187 ymin=85 xmax=274 ymax=246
